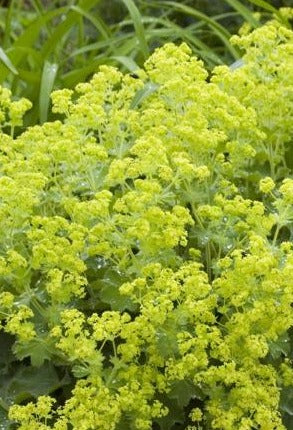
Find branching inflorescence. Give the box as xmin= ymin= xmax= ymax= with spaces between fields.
xmin=0 ymin=14 xmax=293 ymax=430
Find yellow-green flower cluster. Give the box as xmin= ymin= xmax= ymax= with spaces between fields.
xmin=0 ymin=85 xmax=31 ymax=133
xmin=3 ymin=305 xmax=36 ymax=342
xmin=212 ymin=19 xmax=293 ymax=181
xmin=2 ymin=16 xmax=293 ymax=430
xmin=9 ymin=241 xmax=292 ymax=429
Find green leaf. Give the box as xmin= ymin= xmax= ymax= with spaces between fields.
xmin=247 ymin=0 xmax=288 ymax=25
xmin=142 ymin=17 xmax=223 ymax=66
xmin=3 ymin=0 xmax=16 ymax=49
xmin=130 ymin=81 xmax=159 ymax=109
xmin=0 ymin=47 xmax=18 ymax=75
xmin=70 ymin=5 xmax=110 ymax=40
xmin=247 ymin=0 xmax=278 ymax=13
xmin=168 ymin=380 xmax=204 ymax=408
xmin=39 ymin=61 xmax=58 ymax=124
xmin=282 ymin=414 xmax=293 ymax=430
xmin=225 ymin=0 xmax=260 ymax=28
xmin=17 ymin=67 xmax=41 ymax=84
xmin=269 ymin=333 xmax=291 ymax=360
xmin=156 ymin=327 xmax=179 ymax=359
xmin=72 ymin=363 xmax=91 ymax=378
xmin=0 ymin=333 xmax=15 ymax=374
xmin=280 ymin=387 xmax=293 ymax=416
xmin=121 ymin=0 xmax=149 ymax=60
xmin=8 ymin=46 xmax=43 ymax=66
xmin=154 ymin=396 xmax=185 ymax=430
xmin=13 ymin=336 xmax=56 ymax=367
xmin=117 ymin=414 xmax=133 ymax=430
xmin=68 ymin=33 xmax=130 ymax=58
xmin=40 ymin=0 xmax=101 ymax=59
xmin=111 ymin=55 xmax=139 ymax=72
xmin=0 ymin=7 xmax=67 ymax=83
xmin=98 ymin=269 xmax=137 ymax=312
xmin=155 ymin=1 xmax=240 ymax=59
xmin=61 ymin=56 xmax=105 ymax=88
xmin=1 ymin=363 xmax=61 ymax=404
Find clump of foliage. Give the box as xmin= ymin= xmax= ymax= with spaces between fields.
xmin=0 ymin=14 xmax=293 ymax=430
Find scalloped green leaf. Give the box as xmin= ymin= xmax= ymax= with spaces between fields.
xmin=98 ymin=269 xmax=137 ymax=312
xmin=168 ymin=380 xmax=204 ymax=408
xmin=0 ymin=363 xmax=60 ymax=405
xmin=13 ymin=336 xmax=56 ymax=367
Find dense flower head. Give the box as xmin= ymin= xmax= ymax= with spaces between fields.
xmin=1 ymin=16 xmax=293 ymax=430
xmin=212 ymin=19 xmax=293 ymax=182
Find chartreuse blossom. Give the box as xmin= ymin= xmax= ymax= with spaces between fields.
xmin=259 ymin=177 xmax=276 ymax=194
xmin=1 ymin=15 xmax=293 ymax=430
xmin=8 ymin=241 xmax=292 ymax=429
xmin=212 ymin=19 xmax=293 ymax=181
xmin=0 ymin=296 xmax=36 ymax=342
xmin=0 ymin=86 xmax=31 ymax=136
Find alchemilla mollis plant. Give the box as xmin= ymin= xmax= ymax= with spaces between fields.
xmin=0 ymin=12 xmax=293 ymax=430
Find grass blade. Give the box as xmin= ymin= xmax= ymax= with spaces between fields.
xmin=61 ymin=57 xmax=105 ymax=87
xmin=0 ymin=7 xmax=67 ymax=82
xmin=155 ymin=1 xmax=240 ymax=59
xmin=0 ymin=47 xmax=18 ymax=75
xmin=68 ymin=33 xmax=131 ymax=58
xmin=8 ymin=46 xmax=43 ymax=65
xmin=121 ymin=0 xmax=149 ymax=60
xmin=130 ymin=82 xmax=159 ymax=109
xmin=247 ymin=0 xmax=289 ymax=25
xmin=246 ymin=0 xmax=278 ymax=13
xmin=17 ymin=68 xmax=41 ymax=84
xmin=111 ymin=56 xmax=139 ymax=72
xmin=70 ymin=5 xmax=110 ymax=40
xmin=41 ymin=0 xmax=101 ymax=58
xmin=3 ymin=0 xmax=16 ymax=48
xmin=39 ymin=61 xmax=58 ymax=123
xmin=224 ymin=0 xmax=260 ymax=28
